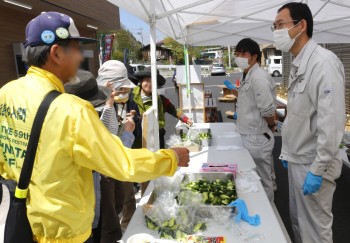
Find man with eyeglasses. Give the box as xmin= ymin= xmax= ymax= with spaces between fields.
xmin=272 ymin=3 xmax=345 ymax=243
xmin=225 ymin=38 xmax=276 ymax=203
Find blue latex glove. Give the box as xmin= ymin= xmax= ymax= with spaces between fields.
xmin=281 ymin=160 xmax=288 ymax=169
xmin=302 ymin=172 xmax=323 ymax=195
xmin=224 ymin=80 xmax=237 ymax=90
xmin=233 ymin=112 xmax=238 ymax=119
xmin=228 ymin=199 xmax=261 ymax=226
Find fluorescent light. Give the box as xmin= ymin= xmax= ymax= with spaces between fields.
xmin=87 ymin=24 xmax=98 ymax=30
xmin=3 ymin=0 xmax=32 ymax=9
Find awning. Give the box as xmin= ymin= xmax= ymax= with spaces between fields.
xmin=108 ymin=0 xmax=350 ymax=45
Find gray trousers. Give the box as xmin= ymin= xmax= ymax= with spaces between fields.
xmin=241 ymin=130 xmax=275 ymax=202
xmin=288 ymin=160 xmax=341 ymax=243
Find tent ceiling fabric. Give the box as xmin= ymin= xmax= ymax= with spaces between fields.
xmin=108 ymin=0 xmax=350 ymax=45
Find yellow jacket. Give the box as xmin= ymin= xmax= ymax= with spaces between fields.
xmin=0 ymin=67 xmax=178 ymax=243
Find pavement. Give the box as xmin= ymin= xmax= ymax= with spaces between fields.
xmin=160 ymin=75 xmax=350 ymax=243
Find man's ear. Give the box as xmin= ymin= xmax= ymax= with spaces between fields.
xmin=300 ymin=19 xmax=307 ymax=34
xmin=251 ymin=53 xmax=258 ymax=63
xmin=49 ymin=44 xmax=63 ymax=65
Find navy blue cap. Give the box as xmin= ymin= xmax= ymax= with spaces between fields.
xmin=23 ymin=12 xmax=97 ymax=48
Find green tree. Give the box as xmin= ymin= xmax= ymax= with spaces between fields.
xmin=163 ymin=37 xmax=185 ymax=64
xmin=98 ymin=26 xmax=142 ymax=63
xmin=163 ymin=37 xmax=218 ymax=65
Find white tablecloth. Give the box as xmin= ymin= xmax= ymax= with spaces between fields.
xmin=121 ymin=123 xmax=291 ymax=243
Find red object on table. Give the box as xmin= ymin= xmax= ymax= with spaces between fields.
xmin=236 ymin=79 xmax=240 ymax=87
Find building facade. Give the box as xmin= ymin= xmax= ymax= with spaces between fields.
xmin=0 ymin=0 xmax=120 ymax=86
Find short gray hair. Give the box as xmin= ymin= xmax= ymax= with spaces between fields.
xmin=22 ymin=40 xmax=71 ymax=67
xmin=23 ymin=45 xmax=51 ymax=68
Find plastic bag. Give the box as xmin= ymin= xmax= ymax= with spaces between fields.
xmin=145 ymin=191 xmax=178 ymax=226
xmin=153 ymin=173 xmax=183 ymax=196
xmin=166 ymin=134 xmax=183 ymax=147
xmin=176 ymin=190 xmax=203 ymax=206
xmin=231 ymin=220 xmax=265 ymax=241
xmin=176 ymin=206 xmax=197 ymax=234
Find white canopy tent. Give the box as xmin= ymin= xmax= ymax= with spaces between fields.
xmin=107 ymin=0 xmax=350 ymax=150
xmin=109 ymin=0 xmax=350 ymax=45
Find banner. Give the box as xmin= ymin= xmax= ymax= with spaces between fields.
xmin=102 ymin=34 xmax=115 ymax=63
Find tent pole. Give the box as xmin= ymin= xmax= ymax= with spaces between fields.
xmin=184 ymin=43 xmax=192 ymax=119
xmin=138 ymin=0 xmax=151 ymax=17
xmin=185 ymin=0 xmax=293 ymax=39
xmin=157 ymin=0 xmax=212 ymax=19
xmin=191 ymin=23 xmax=272 ymax=45
xmin=150 ymin=0 xmax=159 ymax=150
xmin=228 ymin=45 xmax=231 ymax=68
xmin=313 ymin=0 xmax=330 ymax=18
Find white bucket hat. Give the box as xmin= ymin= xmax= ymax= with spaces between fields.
xmin=97 ymin=60 xmax=136 ymax=90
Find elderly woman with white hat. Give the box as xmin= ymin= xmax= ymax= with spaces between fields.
xmin=97 ymin=60 xmax=141 ymax=242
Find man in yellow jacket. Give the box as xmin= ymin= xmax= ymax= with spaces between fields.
xmin=0 ymin=12 xmax=189 ymax=243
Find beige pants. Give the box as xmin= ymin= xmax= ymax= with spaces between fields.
xmin=288 ymin=160 xmax=341 ymax=243
xmin=241 ymin=130 xmax=275 ymax=202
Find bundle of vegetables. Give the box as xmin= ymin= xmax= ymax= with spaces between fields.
xmin=198 ymin=130 xmax=212 ymax=140
xmin=145 ymin=208 xmax=207 ymax=241
xmin=180 ymin=129 xmax=212 ymax=144
xmin=181 ymin=178 xmax=236 ymax=206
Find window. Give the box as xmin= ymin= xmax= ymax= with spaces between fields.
xmin=274 ymin=59 xmax=281 ymax=64
xmin=201 ymin=53 xmax=216 ymax=59
xmin=138 ymin=65 xmax=145 ymax=71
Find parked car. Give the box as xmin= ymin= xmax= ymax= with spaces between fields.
xmin=130 ymin=64 xmax=146 ymax=73
xmin=266 ymin=56 xmax=282 ymax=77
xmin=210 ymin=63 xmax=226 ymax=76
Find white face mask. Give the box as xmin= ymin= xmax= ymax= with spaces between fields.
xmin=273 ymin=22 xmax=302 ymax=52
xmin=114 ymin=93 xmax=129 ymax=103
xmin=235 ymin=57 xmax=251 ymax=70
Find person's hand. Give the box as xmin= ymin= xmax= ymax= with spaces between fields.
xmin=233 ymin=112 xmax=238 ymax=120
xmin=268 ymin=120 xmax=277 ymax=132
xmin=105 ymin=81 xmax=116 ymax=107
xmin=186 ymin=119 xmax=193 ymax=127
xmin=123 ymin=115 xmax=135 ymax=132
xmin=224 ymin=80 xmax=237 ymax=90
xmin=130 ymin=110 xmax=137 ymax=116
xmin=171 ymin=147 xmax=190 ymax=167
xmin=281 ymin=160 xmax=288 ymax=169
xmin=302 ymin=171 xmax=323 ymax=195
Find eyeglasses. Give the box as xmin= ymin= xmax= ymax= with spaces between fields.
xmin=271 ymin=20 xmax=299 ymax=32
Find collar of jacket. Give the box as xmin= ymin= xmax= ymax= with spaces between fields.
xmin=243 ymin=63 xmax=259 ymax=83
xmin=295 ymin=39 xmax=318 ymax=76
xmin=132 ymin=85 xmax=163 ymax=109
xmin=28 ymin=66 xmax=65 ymax=93
xmin=132 ymin=85 xmax=145 ymax=112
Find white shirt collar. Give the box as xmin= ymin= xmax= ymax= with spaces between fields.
xmin=292 ymin=40 xmax=311 ymax=68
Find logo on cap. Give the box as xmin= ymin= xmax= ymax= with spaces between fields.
xmin=56 ymin=27 xmax=69 ymax=39
xmin=41 ymin=30 xmax=55 ymax=44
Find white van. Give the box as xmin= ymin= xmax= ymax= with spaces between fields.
xmin=130 ymin=64 xmax=147 ymax=73
xmin=266 ymin=56 xmax=282 ymax=77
